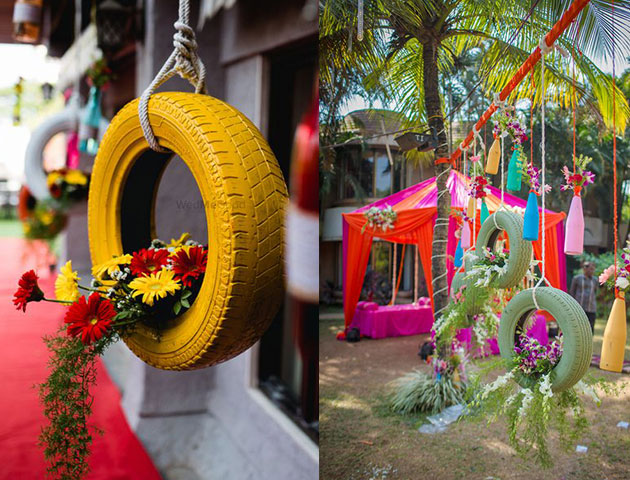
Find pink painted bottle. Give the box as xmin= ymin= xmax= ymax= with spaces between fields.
xmin=461 ymin=221 xmax=471 ymax=249
xmin=564 ymin=186 xmax=584 ymax=255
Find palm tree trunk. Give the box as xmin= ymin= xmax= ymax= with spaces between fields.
xmin=422 ymin=40 xmax=451 ymax=320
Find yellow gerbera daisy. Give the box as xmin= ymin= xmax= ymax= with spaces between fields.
xmin=129 ymin=269 xmax=181 ymax=306
xmin=169 ymin=244 xmax=193 ymax=256
xmin=55 ymin=260 xmax=81 ymax=302
xmin=92 ymin=254 xmax=133 ymax=279
xmin=40 ymin=211 xmax=54 ymax=225
xmin=168 ymin=232 xmax=191 ymax=248
xmin=47 ymin=171 xmax=63 ymax=187
xmin=64 ymin=169 xmax=88 ymax=186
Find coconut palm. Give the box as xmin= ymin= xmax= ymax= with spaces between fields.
xmin=321 ymin=0 xmax=630 ymax=333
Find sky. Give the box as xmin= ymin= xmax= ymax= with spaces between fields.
xmin=0 ymin=44 xmax=60 ymax=185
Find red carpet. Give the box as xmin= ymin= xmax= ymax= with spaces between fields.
xmin=0 ymin=238 xmax=162 ymax=479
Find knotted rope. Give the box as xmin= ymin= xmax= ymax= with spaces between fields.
xmin=139 ymin=0 xmax=207 ymax=152
xmin=532 ymin=37 xmax=552 ymax=311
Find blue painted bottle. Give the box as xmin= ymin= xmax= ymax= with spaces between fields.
xmin=506 ymin=149 xmax=522 ymax=191
xmin=454 ymin=239 xmax=463 ymax=268
xmin=523 ymin=191 xmax=539 ymax=241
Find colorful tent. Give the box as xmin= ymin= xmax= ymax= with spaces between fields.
xmin=342 ymin=170 xmax=567 ymax=328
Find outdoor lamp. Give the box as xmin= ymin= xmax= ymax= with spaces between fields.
xmin=41 ymin=82 xmax=53 ymax=101
xmin=95 ymin=0 xmax=135 ymax=53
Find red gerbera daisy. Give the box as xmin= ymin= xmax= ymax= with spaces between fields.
xmin=64 ymin=292 xmax=116 ymax=345
xmin=13 ymin=270 xmax=44 ymax=312
xmin=129 ymin=248 xmax=169 ymax=276
xmin=172 ymin=246 xmax=207 ymax=287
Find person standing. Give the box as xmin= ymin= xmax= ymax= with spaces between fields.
xmin=569 ymin=261 xmax=598 ymax=333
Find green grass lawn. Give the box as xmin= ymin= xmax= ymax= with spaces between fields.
xmin=0 ymin=219 xmax=22 ymax=238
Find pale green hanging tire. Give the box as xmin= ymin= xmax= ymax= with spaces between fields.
xmin=498 ymin=287 xmax=593 ymax=392
xmin=450 ymin=270 xmax=483 ymax=316
xmin=475 ymin=211 xmax=532 ymax=289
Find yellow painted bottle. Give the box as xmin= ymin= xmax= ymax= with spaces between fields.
xmin=599 ymin=292 xmax=627 ymax=373
xmin=485 ymin=136 xmax=501 ymax=175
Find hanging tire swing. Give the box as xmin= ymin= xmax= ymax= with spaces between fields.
xmin=474 ymin=211 xmax=532 ymax=289
xmin=88 ymin=92 xmax=287 ymax=370
xmin=498 ymin=287 xmax=593 ymax=392
xmin=24 ymin=104 xmax=109 ymax=200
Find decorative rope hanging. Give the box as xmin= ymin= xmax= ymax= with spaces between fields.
xmin=599 ymin=0 xmax=626 ymax=374
xmin=532 ymin=37 xmax=552 ymax=311
xmin=138 ymin=0 xmax=207 ymax=152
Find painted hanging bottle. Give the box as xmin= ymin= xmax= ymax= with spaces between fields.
xmin=480 ymin=199 xmax=489 ymax=224
xmin=523 ymin=190 xmax=539 ymax=241
xmin=79 ymin=86 xmax=102 ymax=155
xmin=564 ymin=185 xmax=584 ymax=255
xmin=506 ymin=148 xmax=522 ymax=191
xmin=600 ymin=292 xmax=627 ymax=373
xmin=461 ymin=220 xmax=471 ymax=250
xmin=485 ymin=135 xmax=500 ymax=175
xmin=454 ymin=237 xmax=463 ymax=268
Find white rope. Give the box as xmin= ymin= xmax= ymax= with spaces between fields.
xmin=539 ymin=36 xmax=553 ymax=56
xmin=138 ymin=0 xmax=207 ymax=152
xmin=431 ymin=163 xmax=452 ymax=317
xmin=493 ymin=92 xmax=506 ymax=110
xmin=472 ymin=123 xmax=484 ymax=151
xmin=532 ymin=51 xmax=550 ymax=311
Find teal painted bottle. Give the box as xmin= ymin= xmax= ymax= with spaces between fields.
xmin=79 ymin=86 xmax=102 ymax=155
xmin=506 ymin=149 xmax=522 ymax=191
xmin=523 ymin=191 xmax=539 ymax=241
xmin=480 ymin=199 xmax=489 ymax=224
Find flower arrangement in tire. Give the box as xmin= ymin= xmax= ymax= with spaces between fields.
xmin=12 ymin=233 xmax=207 ymax=478
xmin=17 ymin=185 xmax=67 ymax=240
xmin=46 ymin=168 xmax=90 ymax=207
xmin=88 ymin=92 xmax=287 ymax=371
xmin=466 ymin=285 xmax=617 ymax=468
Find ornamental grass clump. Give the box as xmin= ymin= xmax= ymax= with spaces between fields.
xmin=389 ymin=369 xmax=465 ymax=415
xmin=12 ymin=233 xmax=207 ymax=479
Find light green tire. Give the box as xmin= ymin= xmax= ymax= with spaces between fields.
xmin=450 ymin=270 xmax=483 ymax=316
xmin=498 ymin=287 xmax=593 ymax=392
xmin=475 ymin=211 xmax=533 ymax=289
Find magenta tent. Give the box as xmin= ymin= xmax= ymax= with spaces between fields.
xmin=341 ymin=170 xmax=567 ymax=329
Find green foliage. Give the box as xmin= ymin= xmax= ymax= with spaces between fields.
xmin=466 ymin=370 xmax=619 ymax=468
xmin=38 ymin=330 xmax=117 ymax=480
xmin=389 ymin=370 xmax=465 ymax=415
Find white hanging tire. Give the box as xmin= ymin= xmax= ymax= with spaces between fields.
xmin=498 ymin=287 xmax=593 ymax=393
xmin=475 ymin=211 xmax=532 ymax=289
xmin=24 ymin=107 xmax=109 ymax=200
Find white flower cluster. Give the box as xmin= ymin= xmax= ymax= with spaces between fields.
xmin=574 ymin=380 xmax=601 ymax=406
xmin=481 ymin=370 xmax=514 ymax=400
xmin=110 ymin=267 xmax=131 ymax=281
xmin=517 ymin=388 xmax=533 ymax=417
xmin=433 ymin=309 xmax=455 ymax=338
xmin=363 ymin=205 xmax=397 ymax=232
xmin=467 ymin=263 xmax=508 ymax=287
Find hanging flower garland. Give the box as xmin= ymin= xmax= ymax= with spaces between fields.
xmin=13 ymin=233 xmax=207 ymax=477
xmin=560 ymin=154 xmax=596 ymax=193
xmin=361 ymin=205 xmax=397 ymax=233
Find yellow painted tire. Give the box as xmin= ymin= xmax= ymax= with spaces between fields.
xmin=88 ymin=92 xmax=288 ymax=370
